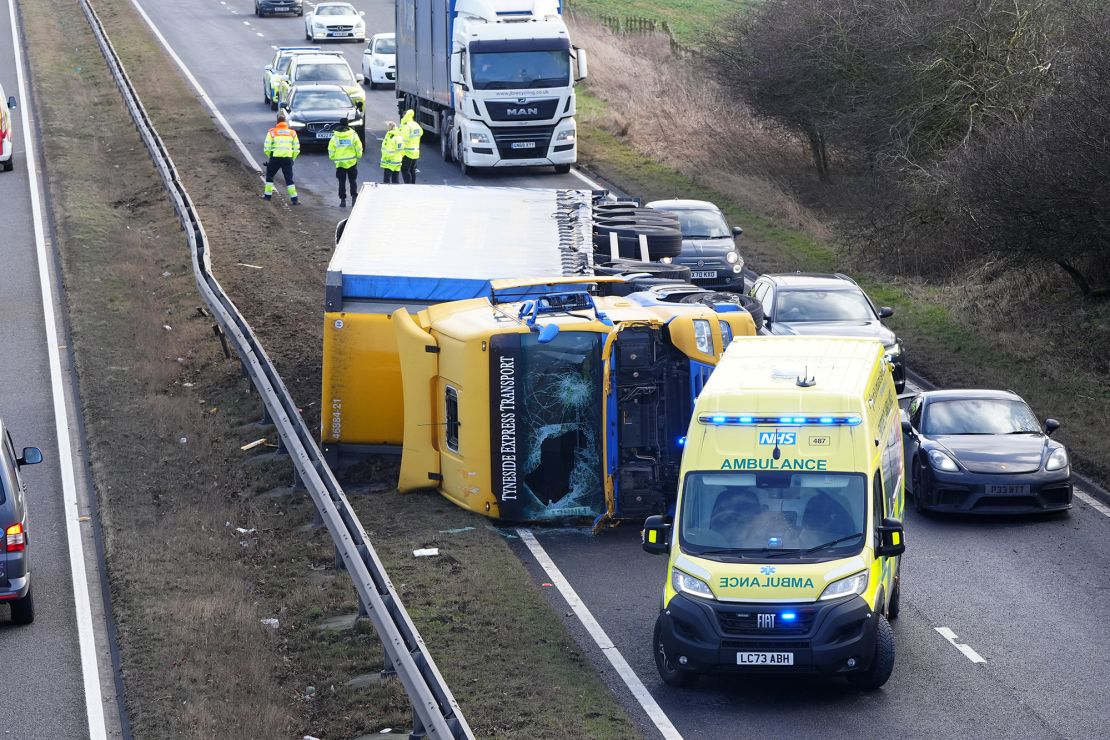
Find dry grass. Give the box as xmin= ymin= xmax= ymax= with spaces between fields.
xmin=571 ymin=19 xmax=831 ymax=241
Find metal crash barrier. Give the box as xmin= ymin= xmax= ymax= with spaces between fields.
xmin=76 ymin=1 xmax=473 ymax=736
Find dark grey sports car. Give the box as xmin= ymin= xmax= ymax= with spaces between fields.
xmin=901 ymin=389 xmax=1072 ymax=514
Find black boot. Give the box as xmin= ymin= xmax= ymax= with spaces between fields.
xmin=339 ymin=197 xmax=346 ymax=207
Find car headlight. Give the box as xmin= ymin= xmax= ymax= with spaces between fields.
xmin=287 ymin=119 xmax=305 ymax=129
xmin=884 ymin=342 xmax=902 ymax=363
xmin=818 ymin=570 xmax=868 ymax=601
xmin=469 ymin=132 xmax=490 ymax=145
xmin=672 ymin=569 xmax=714 ymax=600
xmin=1045 ymin=447 xmax=1069 ymax=471
xmin=928 ymin=449 xmax=959 ymax=472
xmin=693 ymin=319 xmax=713 ymax=354
xmin=725 ymin=250 xmax=739 ymax=264
xmin=659 ymin=256 xmax=673 ymax=264
xmin=556 ymin=129 xmax=576 ymax=143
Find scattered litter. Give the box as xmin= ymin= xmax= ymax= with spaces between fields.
xmin=208 ymin=407 xmax=219 ymax=414
xmin=304 ymin=686 xmax=316 ymax=697
xmin=78 ymin=516 xmax=91 ymax=523
xmin=380 ymin=730 xmax=393 ymax=734
xmin=438 ymin=526 xmax=475 ymax=535
xmin=237 ymin=262 xmax=264 ymax=270
xmin=162 ymin=324 xmax=172 ymax=331
xmin=487 ymin=525 xmax=518 ymax=539
xmin=236 ymin=527 xmax=256 ymax=535
xmin=182 ymin=382 xmax=194 ymax=388
xmin=240 ymin=438 xmax=267 ymax=451
xmin=542 ymin=583 xmax=553 ymax=587
xmin=161 ymin=271 xmax=172 ymax=277
xmin=178 ymin=437 xmax=187 ymax=445
xmin=260 ymin=618 xmax=279 ymax=628
xmin=413 ymin=548 xmax=439 ymax=558
xmin=304 ymin=736 xmax=322 ymax=740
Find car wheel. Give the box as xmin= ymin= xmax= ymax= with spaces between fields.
xmin=369 ymin=80 xmax=378 ymax=90
xmin=1 ymin=158 xmax=13 ymax=173
xmin=847 ymin=614 xmax=894 ymax=690
xmin=10 ymin=586 xmax=35 ymax=625
xmin=654 ymin=615 xmax=698 ymax=688
xmin=912 ymin=460 xmax=928 ymax=514
xmin=554 ymin=163 xmax=571 ymax=174
xmin=263 ymin=87 xmax=271 ymax=105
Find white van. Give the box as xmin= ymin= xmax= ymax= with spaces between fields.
xmin=0 ymin=83 xmax=17 ymax=172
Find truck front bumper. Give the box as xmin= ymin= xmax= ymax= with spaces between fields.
xmin=657 ymin=592 xmax=879 ymax=676
xmin=462 ymin=119 xmax=576 ymax=167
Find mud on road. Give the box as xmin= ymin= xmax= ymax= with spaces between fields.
xmin=20 ymin=0 xmax=640 ymax=737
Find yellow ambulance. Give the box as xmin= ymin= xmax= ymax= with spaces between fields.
xmin=643 ymin=336 xmax=906 ymax=689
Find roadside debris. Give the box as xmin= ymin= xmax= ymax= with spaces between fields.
xmin=240 ymin=438 xmax=267 ymax=451
xmin=260 ymin=618 xmax=279 ymax=628
xmin=413 ymin=548 xmax=439 ymax=557
xmin=438 ymin=526 xmax=475 ymax=535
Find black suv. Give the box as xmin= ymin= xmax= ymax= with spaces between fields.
xmin=1 ymin=420 xmax=42 ymax=625
xmin=749 ymin=273 xmax=906 ymax=392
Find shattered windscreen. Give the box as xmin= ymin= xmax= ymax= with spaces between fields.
xmin=489 ymin=331 xmax=605 ymax=521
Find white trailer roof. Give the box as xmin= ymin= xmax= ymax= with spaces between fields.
xmin=329 ymin=185 xmax=593 ymax=302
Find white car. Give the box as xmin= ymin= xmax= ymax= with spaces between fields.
xmin=361 ymin=33 xmax=396 ymax=89
xmin=304 ymin=2 xmax=366 ymax=43
xmin=0 ymin=84 xmax=16 ymax=173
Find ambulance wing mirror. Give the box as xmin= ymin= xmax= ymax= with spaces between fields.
xmin=875 ymin=517 xmax=906 ymax=557
xmin=642 ymin=515 xmax=672 ymax=555
xmin=7 ymin=96 xmax=16 ymax=110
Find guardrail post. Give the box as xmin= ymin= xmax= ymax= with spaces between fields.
xmin=409 ymin=707 xmax=428 ymax=740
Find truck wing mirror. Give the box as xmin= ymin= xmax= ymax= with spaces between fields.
xmin=450 ymin=50 xmax=463 ymax=85
xmin=573 ymin=47 xmax=588 ymax=81
xmin=642 ymin=515 xmax=671 ymax=555
xmin=875 ymin=517 xmax=905 ymax=557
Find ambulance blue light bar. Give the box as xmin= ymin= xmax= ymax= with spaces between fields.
xmin=699 ymin=415 xmax=862 ymax=426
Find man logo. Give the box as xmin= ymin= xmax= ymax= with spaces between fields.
xmin=506 ymin=107 xmax=539 ymax=116
xmin=758 ymin=431 xmax=796 ymax=445
xmin=757 ymin=613 xmax=776 ymax=629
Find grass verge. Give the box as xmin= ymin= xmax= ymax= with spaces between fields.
xmin=566 ymin=0 xmax=752 ymax=43
xmin=23 ymin=0 xmax=642 ymax=735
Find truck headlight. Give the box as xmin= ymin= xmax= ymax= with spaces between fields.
xmin=1045 ymin=447 xmax=1069 ymax=471
xmin=693 ymin=319 xmax=713 ymax=354
xmin=928 ymin=449 xmax=959 ymax=472
xmin=725 ymin=251 xmax=739 ymax=264
xmin=556 ymin=128 xmax=576 ymax=143
xmin=818 ymin=571 xmax=868 ymax=601
xmin=469 ymin=132 xmax=490 ymax=145
xmin=672 ymin=569 xmax=714 ymax=600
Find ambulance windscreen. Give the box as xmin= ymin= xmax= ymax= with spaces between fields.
xmin=679 ymin=471 xmax=867 ymax=557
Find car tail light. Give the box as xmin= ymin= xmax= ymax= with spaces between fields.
xmin=5 ymin=523 xmax=25 ymax=552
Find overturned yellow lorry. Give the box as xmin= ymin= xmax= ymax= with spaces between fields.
xmin=321 ymin=185 xmax=757 ymax=524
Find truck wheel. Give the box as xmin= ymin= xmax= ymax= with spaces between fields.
xmin=654 ymin=616 xmax=698 ymax=687
xmin=10 ymin=586 xmax=35 ymax=625
xmin=847 ymin=614 xmax=894 ymax=690
xmin=440 ymin=126 xmax=453 ymax=163
xmin=594 ymin=259 xmax=691 ymax=282
xmin=554 ymin=164 xmax=571 ymax=174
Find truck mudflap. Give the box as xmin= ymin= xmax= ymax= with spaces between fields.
xmin=395 ymin=308 xmax=441 ymax=492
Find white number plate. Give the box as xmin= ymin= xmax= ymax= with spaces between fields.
xmin=274 ymin=7 xmax=290 ymax=11
xmin=987 ymin=484 xmax=1030 ymax=495
xmin=328 ymin=32 xmax=352 ymax=37
xmin=316 ymin=131 xmax=334 ymax=139
xmin=511 ymin=141 xmax=537 ymax=149
xmin=691 ymin=270 xmax=718 ymax=279
xmin=737 ymin=652 xmax=794 ymax=666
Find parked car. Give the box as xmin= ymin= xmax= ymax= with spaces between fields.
xmin=304 ymin=2 xmax=366 ymax=42
xmin=645 ymin=199 xmax=745 ymax=290
xmin=1 ymin=84 xmax=16 ymax=173
xmin=282 ymin=83 xmax=365 ymax=145
xmin=901 ymin=389 xmax=1072 ymax=514
xmin=362 ymin=33 xmax=396 ymax=89
xmin=749 ymin=272 xmax=905 ymax=392
xmin=0 ymin=419 xmax=42 ymax=625
xmin=278 ymin=52 xmax=364 ymax=109
xmin=255 ymin=0 xmax=303 ymax=17
xmin=262 ymin=46 xmax=322 ymax=110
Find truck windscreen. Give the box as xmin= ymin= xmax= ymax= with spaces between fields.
xmin=679 ymin=471 xmax=867 ymax=557
xmin=489 ymin=331 xmax=605 ymax=521
xmin=470 ymin=50 xmax=570 ymax=90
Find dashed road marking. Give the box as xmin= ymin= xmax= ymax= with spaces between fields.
xmin=243 ymin=20 xmax=251 ymax=25
xmin=935 ymin=627 xmax=987 ymax=664
xmin=1076 ymin=489 xmax=1110 ymax=518
xmin=256 ymin=32 xmax=265 ymax=37
xmin=518 ymin=529 xmax=683 ymax=740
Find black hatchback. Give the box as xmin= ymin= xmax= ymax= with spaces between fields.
xmin=0 ymin=419 xmax=42 ymax=625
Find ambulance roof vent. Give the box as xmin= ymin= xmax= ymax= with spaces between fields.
xmin=796 ymin=366 xmax=816 ymax=388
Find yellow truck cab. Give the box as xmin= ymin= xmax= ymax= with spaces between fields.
xmin=320 ymin=185 xmax=757 ymax=524
xmin=643 ymin=336 xmax=906 ymax=689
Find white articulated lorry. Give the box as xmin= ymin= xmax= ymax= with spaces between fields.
xmin=395 ymin=0 xmax=588 ymax=174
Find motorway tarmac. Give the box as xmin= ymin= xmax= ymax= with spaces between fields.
xmin=0 ymin=1 xmax=120 ymax=737
xmin=122 ymin=1 xmax=1110 ymax=737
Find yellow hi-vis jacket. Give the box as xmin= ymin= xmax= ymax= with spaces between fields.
xmin=328 ymin=127 xmax=363 ymax=169
xmin=264 ymin=122 xmax=300 ymax=159
xmin=400 ymin=109 xmax=422 ymax=159
xmin=380 ymin=129 xmax=404 ymax=171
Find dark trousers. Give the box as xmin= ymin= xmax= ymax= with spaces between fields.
xmin=265 ymin=157 xmax=294 ymax=186
xmin=382 ymin=168 xmax=400 ymax=184
xmin=401 ymin=157 xmax=416 ymax=183
xmin=336 ymin=166 xmax=358 ymax=199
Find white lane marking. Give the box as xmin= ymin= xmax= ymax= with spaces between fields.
xmin=1076 ymin=489 xmax=1110 ymax=518
xmin=256 ymin=32 xmax=264 ymax=37
xmin=517 ymin=530 xmax=683 ymax=740
xmin=569 ymin=166 xmax=604 ymax=190
xmin=7 ymin=2 xmax=108 ymax=737
xmin=128 ymin=0 xmax=262 ymax=172
xmin=242 ymin=20 xmax=250 ymax=25
xmin=935 ymin=627 xmax=987 ymax=664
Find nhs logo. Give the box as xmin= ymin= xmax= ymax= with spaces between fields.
xmin=759 ymin=432 xmax=796 ymax=445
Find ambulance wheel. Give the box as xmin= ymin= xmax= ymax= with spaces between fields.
xmin=887 ymin=579 xmax=901 ymax=620
xmin=654 ymin=616 xmax=698 ymax=688
xmin=847 ymin=614 xmax=894 ymax=690
xmin=554 ymin=164 xmax=571 ymax=174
